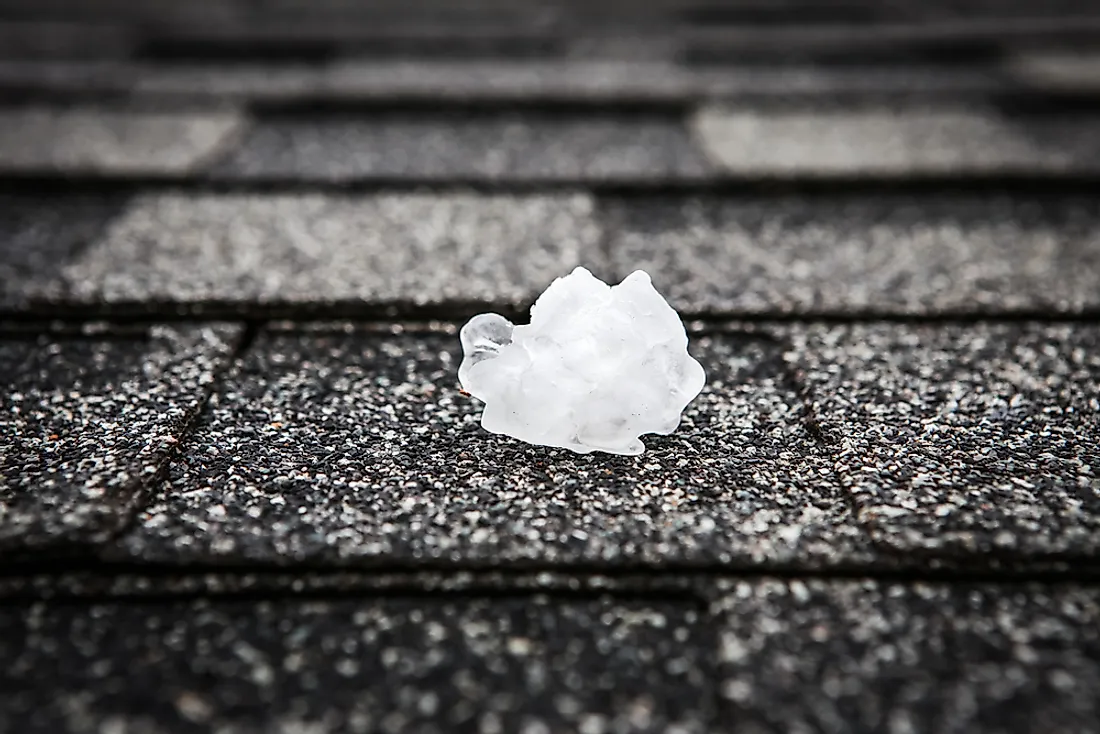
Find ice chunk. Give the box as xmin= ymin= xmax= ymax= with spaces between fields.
xmin=459 ymin=267 xmax=705 ymax=455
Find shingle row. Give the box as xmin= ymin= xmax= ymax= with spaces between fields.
xmin=2 ymin=104 xmax=1100 ymax=180
xmin=0 ymin=59 xmax=1016 ymax=101
xmin=3 ymin=322 xmax=1096 ymax=569
xmin=4 ymin=191 xmax=1100 ymax=317
xmin=1 ymin=582 xmax=1097 ymax=732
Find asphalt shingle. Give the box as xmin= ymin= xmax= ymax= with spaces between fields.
xmin=213 ymin=112 xmax=712 ymax=182
xmin=792 ymin=323 xmax=1100 ymax=560
xmin=0 ymin=21 xmax=132 ymax=60
xmin=1007 ymin=50 xmax=1100 ymax=94
xmin=692 ymin=106 xmax=1100 ymax=176
xmin=0 ymin=60 xmax=1009 ymax=104
xmin=54 ymin=193 xmax=602 ymax=312
xmin=0 ymin=107 xmax=246 ymax=175
xmin=695 ymin=65 xmax=1007 ymax=99
xmin=0 ymin=193 xmax=129 ymax=309
xmin=321 ymin=59 xmax=699 ymax=102
xmin=110 ymin=327 xmax=868 ymax=568
xmin=130 ymin=63 xmax=328 ymax=100
xmin=713 ymin=579 xmax=1100 ymax=734
xmin=0 ymin=324 xmax=240 ymax=556
xmin=0 ymin=596 xmax=713 ymax=733
xmin=604 ymin=194 xmax=1100 ymax=316
xmin=0 ymin=61 xmax=131 ymax=97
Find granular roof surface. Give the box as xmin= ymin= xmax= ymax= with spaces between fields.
xmin=1 ymin=2 xmax=1099 ymax=732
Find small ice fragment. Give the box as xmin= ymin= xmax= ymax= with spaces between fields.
xmin=458 ymin=267 xmax=705 ymax=455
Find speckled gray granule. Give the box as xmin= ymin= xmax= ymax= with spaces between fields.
xmin=0 ymin=107 xmax=246 ymax=174
xmin=691 ymin=106 xmax=1100 ymax=175
xmin=788 ymin=323 xmax=1100 ymax=559
xmin=0 ymin=596 xmax=713 ymax=734
xmin=322 ymin=59 xmax=699 ymax=102
xmin=604 ymin=194 xmax=1100 ymax=316
xmin=0 ymin=568 xmax=704 ymax=603
xmin=211 ymin=112 xmax=713 ymax=182
xmin=0 ymin=193 xmax=129 ymax=308
xmin=712 ymin=579 xmax=1100 ymax=734
xmin=0 ymin=324 xmax=241 ymax=554
xmin=58 ymin=193 xmax=603 ymax=307
xmin=109 ymin=326 xmax=872 ymax=568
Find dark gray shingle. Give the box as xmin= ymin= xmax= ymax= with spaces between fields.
xmin=714 ymin=579 xmax=1100 ymax=734
xmin=110 ymin=328 xmax=869 ymax=568
xmin=605 ymin=194 xmax=1100 ymax=316
xmin=693 ymin=107 xmax=1100 ymax=176
xmin=0 ymin=324 xmax=241 ymax=556
xmin=55 ymin=193 xmax=602 ymax=310
xmin=214 ymin=112 xmax=712 ymax=182
xmin=0 ymin=194 xmax=129 ymax=309
xmin=0 ymin=596 xmax=713 ymax=733
xmin=0 ymin=107 xmax=246 ymax=175
xmin=792 ymin=323 xmax=1100 ymax=560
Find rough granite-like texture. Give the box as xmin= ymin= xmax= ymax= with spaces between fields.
xmin=53 ymin=193 xmax=602 ymax=309
xmin=0 ymin=324 xmax=241 ymax=554
xmin=213 ymin=113 xmax=713 ymax=182
xmin=791 ymin=323 xmax=1100 ymax=559
xmin=0 ymin=596 xmax=713 ymax=734
xmin=111 ymin=328 xmax=869 ymax=568
xmin=604 ymin=194 xmax=1100 ymax=316
xmin=692 ymin=107 xmax=1100 ymax=176
xmin=0 ymin=107 xmax=246 ymax=174
xmin=0 ymin=194 xmax=128 ymax=309
xmin=713 ymin=579 xmax=1100 ymax=734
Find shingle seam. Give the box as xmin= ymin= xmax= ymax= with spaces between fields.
xmin=85 ymin=321 xmax=260 ymax=556
xmin=779 ymin=326 xmax=912 ymax=565
xmin=0 ymin=550 xmax=1068 ymax=578
xmin=9 ymin=174 xmax=1100 ymax=196
xmin=6 ymin=307 xmax=1100 ymax=328
xmin=4 ymin=564 xmax=1100 ymax=605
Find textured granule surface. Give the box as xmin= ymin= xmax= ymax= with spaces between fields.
xmin=2 ymin=2 xmax=1100 ymax=732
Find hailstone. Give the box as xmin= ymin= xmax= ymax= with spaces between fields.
xmin=458 ymin=267 xmax=705 ymax=455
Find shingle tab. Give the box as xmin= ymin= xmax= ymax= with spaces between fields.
xmin=0 ymin=60 xmax=1010 ymax=104
xmin=0 ymin=107 xmax=246 ymax=175
xmin=57 ymin=193 xmax=602 ymax=310
xmin=696 ymin=65 xmax=1008 ymax=98
xmin=792 ymin=323 xmax=1100 ymax=559
xmin=0 ymin=596 xmax=713 ymax=733
xmin=130 ymin=63 xmax=327 ymax=100
xmin=604 ymin=194 xmax=1100 ymax=316
xmin=322 ymin=59 xmax=699 ymax=102
xmin=0 ymin=194 xmax=128 ymax=309
xmin=110 ymin=329 xmax=868 ymax=568
xmin=214 ymin=113 xmax=712 ymax=182
xmin=0 ymin=21 xmax=132 ymax=60
xmin=692 ymin=107 xmax=1100 ymax=176
xmin=0 ymin=61 xmax=131 ymax=96
xmin=713 ymin=579 xmax=1100 ymax=733
xmin=1007 ymin=50 xmax=1100 ymax=94
xmin=0 ymin=324 xmax=241 ymax=556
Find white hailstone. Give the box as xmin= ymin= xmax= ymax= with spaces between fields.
xmin=458 ymin=267 xmax=705 ymax=455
